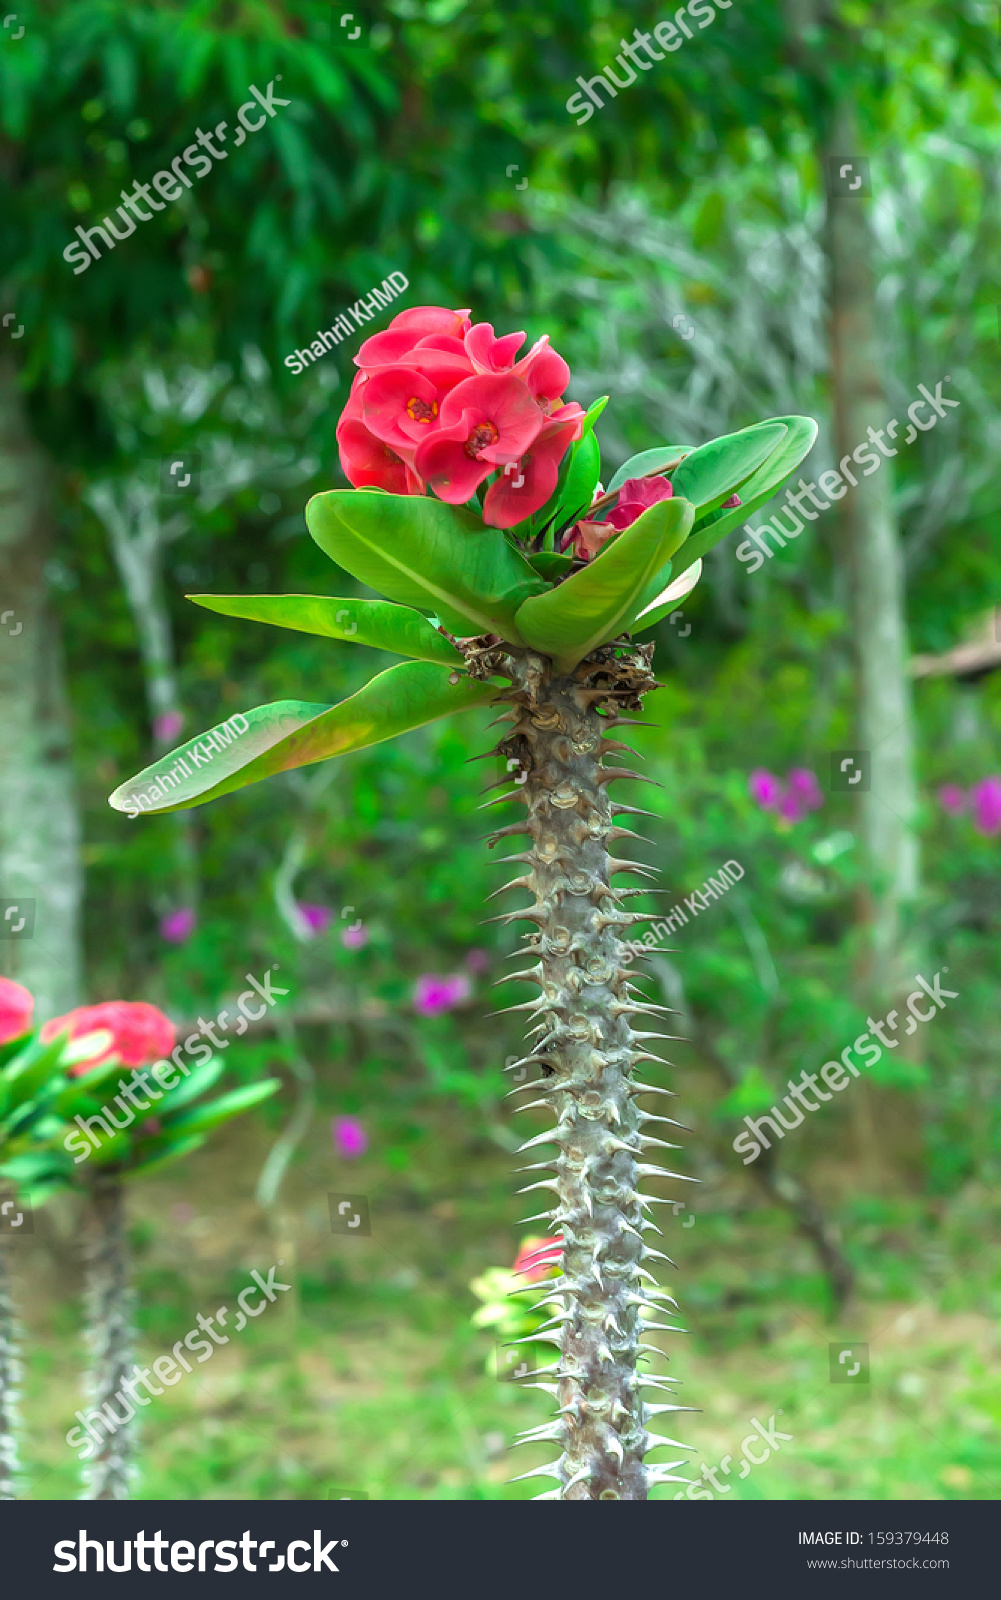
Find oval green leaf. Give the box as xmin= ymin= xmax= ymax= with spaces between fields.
xmin=188 ymin=593 xmax=465 ymax=666
xmin=108 ymin=664 xmax=502 ymax=816
xmin=514 ymin=496 xmax=694 ymax=673
xmin=669 ymin=421 xmax=788 ymax=515
xmin=672 ymin=415 xmax=819 ymax=579
xmin=630 ymin=558 xmax=703 ymax=635
xmin=306 ymin=489 xmax=546 ymax=640
xmin=607 ymin=446 xmax=695 ymax=495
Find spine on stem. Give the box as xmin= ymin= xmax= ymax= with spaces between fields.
xmin=482 ymin=644 xmax=694 ymax=1501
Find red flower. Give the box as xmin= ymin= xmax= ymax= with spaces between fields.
xmin=605 ymin=475 xmax=674 ymax=530
xmin=0 ymin=976 xmax=33 ymax=1047
xmin=464 ymin=321 xmax=529 ymax=374
xmin=354 ymin=306 xmax=472 ymax=372
xmin=335 ymin=306 xmax=583 ymax=525
xmin=483 ymin=413 xmax=584 ymax=529
xmin=566 ymin=474 xmax=673 ymax=561
xmin=42 ymin=1001 xmax=176 ymax=1076
xmin=512 ymin=1234 xmax=564 ymax=1281
xmin=414 ymin=372 xmax=545 ymax=504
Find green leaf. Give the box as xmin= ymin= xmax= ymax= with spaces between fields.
xmin=672 ymin=416 xmax=819 ymax=579
xmin=528 ymin=429 xmax=601 ymax=543
xmin=0 ymin=1150 xmax=74 ymax=1188
xmin=48 ymin=1058 xmax=126 ymax=1119
xmin=0 ymin=1037 xmax=68 ymax=1119
xmin=557 ymin=429 xmax=601 ymax=525
xmin=305 ymin=490 xmax=546 ymax=639
xmin=161 ymin=1079 xmax=281 ymax=1140
xmin=579 ymin=395 xmax=609 ymax=437
xmin=629 ymin=557 xmax=703 ymax=635
xmin=0 ymin=1034 xmax=30 ymax=1071
xmin=514 ymin=497 xmax=694 ymax=673
xmin=108 ymin=664 xmax=501 ymax=816
xmin=188 ymin=594 xmax=465 ymax=666
xmin=607 ymin=446 xmax=694 ymax=496
xmin=669 ymin=422 xmax=788 ymax=516
xmin=528 ymin=551 xmax=574 ymax=581
xmin=123 ymin=1134 xmax=207 ymax=1182
xmin=154 ymin=1057 xmax=225 ymax=1114
xmin=624 ymin=559 xmax=672 ymax=632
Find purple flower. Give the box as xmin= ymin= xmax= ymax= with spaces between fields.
xmin=778 ymin=790 xmax=806 ymax=825
xmin=938 ymin=784 xmax=967 ymax=816
xmin=153 ymin=709 xmax=185 ymax=744
xmin=750 ymin=769 xmax=783 ymax=811
xmin=413 ymin=973 xmax=471 ymax=1017
xmin=971 ymin=777 xmax=1001 ymax=836
xmin=465 ymin=947 xmax=490 ymax=974
xmin=787 ymin=768 xmax=823 ymax=812
xmin=160 ymin=908 xmax=195 ymax=944
xmin=721 ymin=493 xmax=742 ymax=509
xmin=332 ymin=1116 xmax=368 ymax=1159
xmin=297 ymin=902 xmax=333 ymax=936
xmin=341 ymin=920 xmax=369 ymax=950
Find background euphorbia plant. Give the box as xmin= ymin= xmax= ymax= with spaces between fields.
xmin=0 ymin=993 xmax=279 ymax=1500
xmin=109 ymin=305 xmax=817 ymax=1501
xmin=0 ymin=976 xmax=37 ymax=1501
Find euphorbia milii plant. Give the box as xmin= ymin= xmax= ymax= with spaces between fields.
xmin=109 ymin=304 xmax=817 ymax=1501
xmin=0 ymin=988 xmax=278 ymax=1500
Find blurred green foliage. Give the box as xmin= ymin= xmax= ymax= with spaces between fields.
xmin=2 ymin=0 xmax=1000 ymax=1498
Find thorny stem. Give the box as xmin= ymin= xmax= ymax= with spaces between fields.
xmin=472 ymin=639 xmax=693 ymax=1501
xmin=0 ymin=1242 xmax=20 ymax=1499
xmin=83 ymin=1173 xmax=135 ymax=1500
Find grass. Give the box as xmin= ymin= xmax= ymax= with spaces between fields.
xmin=8 ymin=1100 xmax=1001 ymax=1500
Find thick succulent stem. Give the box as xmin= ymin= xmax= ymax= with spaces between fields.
xmin=480 ymin=642 xmax=692 ymax=1502
xmin=0 ymin=1242 xmax=20 ymax=1499
xmin=83 ymin=1174 xmax=135 ymax=1500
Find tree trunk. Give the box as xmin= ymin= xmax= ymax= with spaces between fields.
xmin=0 ymin=358 xmax=83 ymax=1018
xmin=83 ymin=1173 xmax=135 ymax=1499
xmin=824 ymin=102 xmax=921 ymax=1002
xmin=481 ymin=643 xmax=691 ymax=1501
xmin=0 ymin=1242 xmax=19 ymax=1499
xmin=86 ymin=479 xmax=199 ymax=916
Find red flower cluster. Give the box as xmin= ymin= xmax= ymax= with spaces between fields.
xmin=0 ymin=976 xmax=33 ymax=1047
xmin=336 ymin=307 xmax=586 ymax=528
xmin=41 ymin=1000 xmax=176 ymax=1077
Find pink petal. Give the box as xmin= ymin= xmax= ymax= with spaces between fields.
xmin=361 ymin=367 xmax=441 ymax=448
xmin=464 ymin=322 xmax=527 ymax=374
xmin=0 ymin=976 xmax=33 ymax=1046
xmin=338 ymin=418 xmax=425 ymax=495
xmin=414 ymin=417 xmax=495 ymax=503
